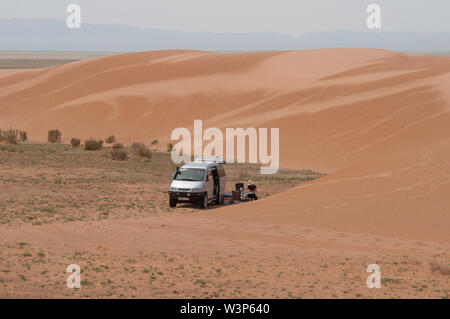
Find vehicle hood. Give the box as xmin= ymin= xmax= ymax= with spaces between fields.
xmin=170 ymin=180 xmax=204 ymax=190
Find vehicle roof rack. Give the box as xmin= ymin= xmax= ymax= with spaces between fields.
xmin=193 ymin=156 xmax=224 ymax=164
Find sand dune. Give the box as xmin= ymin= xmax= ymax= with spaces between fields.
xmin=1 ymin=48 xmax=450 ymax=243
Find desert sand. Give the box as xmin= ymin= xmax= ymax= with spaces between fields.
xmin=0 ymin=49 xmax=449 ymax=298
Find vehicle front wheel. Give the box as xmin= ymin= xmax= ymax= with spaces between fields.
xmin=169 ymin=196 xmax=177 ymax=208
xmin=200 ymin=193 xmax=208 ymax=209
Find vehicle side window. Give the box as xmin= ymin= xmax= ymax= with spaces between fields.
xmin=217 ymin=164 xmax=225 ymax=177
xmin=206 ymin=169 xmax=212 ymax=181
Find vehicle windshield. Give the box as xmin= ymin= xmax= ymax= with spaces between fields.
xmin=174 ymin=168 xmax=206 ymax=182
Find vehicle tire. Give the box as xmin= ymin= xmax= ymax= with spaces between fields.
xmin=169 ymin=196 xmax=177 ymax=208
xmin=200 ymin=192 xmax=208 ymax=209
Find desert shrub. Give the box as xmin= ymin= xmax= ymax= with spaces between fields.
xmin=2 ymin=129 xmax=19 ymax=144
xmin=130 ymin=142 xmax=151 ymax=158
xmin=430 ymin=262 xmax=450 ymax=275
xmin=70 ymin=138 xmax=81 ymax=147
xmin=84 ymin=138 xmax=103 ymax=151
xmin=110 ymin=148 xmax=129 ymax=161
xmin=151 ymin=139 xmax=158 ymax=145
xmin=105 ymin=135 xmax=116 ymax=144
xmin=112 ymin=142 xmax=124 ymax=149
xmin=167 ymin=143 xmax=174 ymax=152
xmin=19 ymin=131 xmax=28 ymax=142
xmin=48 ymin=129 xmax=62 ymax=143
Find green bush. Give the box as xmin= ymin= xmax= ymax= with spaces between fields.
xmin=84 ymin=138 xmax=103 ymax=151
xmin=70 ymin=138 xmax=81 ymax=147
xmin=167 ymin=143 xmax=174 ymax=152
xmin=130 ymin=142 xmax=151 ymax=158
xmin=48 ymin=129 xmax=62 ymax=143
xmin=151 ymin=139 xmax=158 ymax=145
xmin=105 ymin=135 xmax=116 ymax=144
xmin=112 ymin=142 xmax=124 ymax=149
xmin=110 ymin=148 xmax=129 ymax=161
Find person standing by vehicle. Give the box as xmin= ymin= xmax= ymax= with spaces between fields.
xmin=247 ymin=180 xmax=258 ymax=201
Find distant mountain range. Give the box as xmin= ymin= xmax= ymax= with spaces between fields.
xmin=1 ymin=18 xmax=449 ymax=51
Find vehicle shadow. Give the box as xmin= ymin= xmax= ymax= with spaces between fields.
xmin=175 ymin=201 xmax=241 ymax=211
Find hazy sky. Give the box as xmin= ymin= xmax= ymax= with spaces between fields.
xmin=2 ymin=0 xmax=449 ymax=35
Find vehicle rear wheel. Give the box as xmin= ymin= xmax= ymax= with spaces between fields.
xmin=200 ymin=193 xmax=208 ymax=209
xmin=169 ymin=196 xmax=177 ymax=208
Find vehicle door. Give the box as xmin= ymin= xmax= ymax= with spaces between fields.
xmin=205 ymin=168 xmax=214 ymax=200
xmin=217 ymin=164 xmax=226 ymax=196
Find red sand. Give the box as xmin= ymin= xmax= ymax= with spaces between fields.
xmin=1 ymin=49 xmax=449 ymax=242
